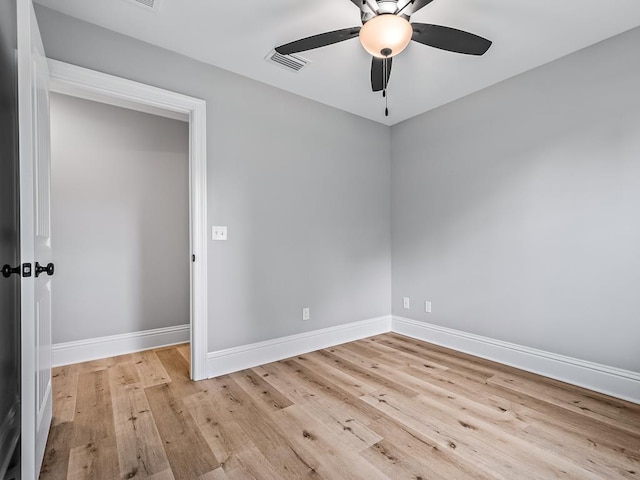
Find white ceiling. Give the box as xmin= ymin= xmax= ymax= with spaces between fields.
xmin=35 ymin=0 xmax=640 ymax=126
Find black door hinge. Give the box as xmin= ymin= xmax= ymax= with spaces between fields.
xmin=192 ymin=254 xmax=196 ymax=262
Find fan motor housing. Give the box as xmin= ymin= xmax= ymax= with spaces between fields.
xmin=362 ymin=1 xmax=408 ymax=23
xmin=377 ymin=1 xmax=399 ymax=14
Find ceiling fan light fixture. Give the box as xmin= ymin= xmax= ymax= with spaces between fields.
xmin=359 ymin=14 xmax=413 ymax=58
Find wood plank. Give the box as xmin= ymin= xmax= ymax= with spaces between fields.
xmin=201 ymin=375 xmax=324 ymax=479
xmin=410 ymin=361 xmax=640 ymax=467
xmin=411 ymin=390 xmax=626 ymax=479
xmin=144 ymin=382 xmax=219 ymax=479
xmin=283 ymin=400 xmax=382 ymax=454
xmin=51 ymin=364 xmax=80 ymax=426
xmin=362 ymin=390 xmax=603 ymax=480
xmin=221 ymin=445 xmax=285 ymax=480
xmin=334 ymin=339 xmax=387 ymax=361
xmin=260 ymin=359 xmax=387 ymax=427
xmin=39 ymin=421 xmax=74 ymax=480
xmin=182 ymin=386 xmax=252 ymax=459
xmin=110 ymin=380 xmax=171 ymax=479
xmin=146 ymin=470 xmax=175 ymax=480
xmin=297 ymin=352 xmax=379 ymax=397
xmin=67 ymin=369 xmax=119 ymax=479
xmin=110 ymin=362 xmax=140 ymax=388
xmin=488 ymin=373 xmax=640 ymax=433
xmin=132 ymin=350 xmax=171 ymax=388
xmin=197 ymin=467 xmax=229 ymax=480
xmin=176 ymin=344 xmax=191 ymax=364
xmin=375 ymin=335 xmax=496 ymax=381
xmin=154 ymin=348 xmax=195 ymax=390
xmin=269 ymin=404 xmax=390 ymax=480
xmin=360 ymin=437 xmax=489 ymax=480
xmin=360 ymin=335 xmax=411 ymax=354
xmin=368 ymin=414 xmax=495 ymax=479
xmin=518 ymin=423 xmax=639 ymax=479
xmin=229 ymin=369 xmax=294 ymax=413
xmin=75 ymin=356 xmax=117 ymax=373
xmin=307 ymin=350 xmax=420 ymax=397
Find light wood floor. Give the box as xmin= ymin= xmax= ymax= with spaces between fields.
xmin=40 ymin=333 xmax=640 ymax=480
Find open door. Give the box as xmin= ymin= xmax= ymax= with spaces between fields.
xmin=17 ymin=1 xmax=53 ymax=478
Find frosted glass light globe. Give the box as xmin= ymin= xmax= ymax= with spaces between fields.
xmin=359 ymin=14 xmax=413 ymax=58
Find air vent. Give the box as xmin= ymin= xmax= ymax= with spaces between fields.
xmin=124 ymin=0 xmax=162 ymax=11
xmin=265 ymin=49 xmax=310 ymax=73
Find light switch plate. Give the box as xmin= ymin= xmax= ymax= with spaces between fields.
xmin=212 ymin=226 xmax=227 ymax=241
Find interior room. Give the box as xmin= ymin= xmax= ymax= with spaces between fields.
xmin=49 ymin=93 xmax=191 ymax=366
xmin=2 ymin=0 xmax=639 ymax=479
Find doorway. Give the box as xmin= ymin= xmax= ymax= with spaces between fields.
xmin=50 ymin=92 xmax=191 ymax=366
xmin=48 ymin=60 xmax=208 ymax=380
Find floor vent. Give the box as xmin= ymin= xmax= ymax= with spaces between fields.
xmin=265 ymin=49 xmax=310 ymax=72
xmin=125 ymin=0 xmax=162 ymax=11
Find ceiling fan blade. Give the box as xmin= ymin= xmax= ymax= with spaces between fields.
xmin=371 ymin=56 xmax=392 ymax=92
xmin=397 ymin=0 xmax=435 ymax=16
xmin=276 ymin=27 xmax=361 ymax=55
xmin=411 ymin=23 xmax=492 ymax=55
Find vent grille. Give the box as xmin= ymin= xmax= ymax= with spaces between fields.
xmin=124 ymin=0 xmax=161 ymax=11
xmin=265 ymin=50 xmax=310 ymax=72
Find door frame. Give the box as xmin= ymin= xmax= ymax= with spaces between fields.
xmin=47 ymin=59 xmax=209 ymax=381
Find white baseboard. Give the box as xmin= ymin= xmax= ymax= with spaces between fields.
xmin=206 ymin=316 xmax=392 ymax=378
xmin=51 ymin=314 xmax=639 ymax=405
xmin=52 ymin=324 xmax=190 ymax=367
xmin=392 ymin=315 xmax=640 ymax=404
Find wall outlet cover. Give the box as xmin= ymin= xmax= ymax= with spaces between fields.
xmin=302 ymin=307 xmax=310 ymax=321
xmin=403 ymin=297 xmax=410 ymax=309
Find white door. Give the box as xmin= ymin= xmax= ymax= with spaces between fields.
xmin=18 ymin=1 xmax=53 ymax=478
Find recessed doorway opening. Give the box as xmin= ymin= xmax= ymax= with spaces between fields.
xmin=48 ymin=60 xmax=208 ymax=380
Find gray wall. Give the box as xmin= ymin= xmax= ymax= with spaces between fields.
xmin=36 ymin=6 xmax=392 ymax=351
xmin=391 ymin=27 xmax=640 ymax=372
xmin=50 ymin=93 xmax=190 ymax=343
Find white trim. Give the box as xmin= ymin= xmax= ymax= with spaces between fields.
xmin=47 ymin=60 xmax=209 ymax=380
xmin=48 ymin=60 xmax=189 ymax=121
xmin=206 ymin=316 xmax=392 ymax=378
xmin=52 ymin=325 xmax=190 ymax=367
xmin=204 ymin=314 xmax=640 ymax=404
xmin=392 ymin=315 xmax=640 ymax=404
xmin=188 ymin=89 xmax=209 ymax=381
xmin=49 ymin=80 xmax=188 ymax=121
xmin=47 ymin=310 xmax=640 ymax=404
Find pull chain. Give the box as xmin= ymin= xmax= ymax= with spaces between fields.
xmin=383 ymin=56 xmax=389 ymax=117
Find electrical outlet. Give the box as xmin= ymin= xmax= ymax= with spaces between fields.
xmin=302 ymin=307 xmax=310 ymax=321
xmin=212 ymin=226 xmax=227 ymax=241
xmin=403 ymin=297 xmax=410 ymax=309
xmin=425 ymin=301 xmax=432 ymax=313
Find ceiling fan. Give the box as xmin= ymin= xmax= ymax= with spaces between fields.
xmin=275 ymin=0 xmax=492 ymax=115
